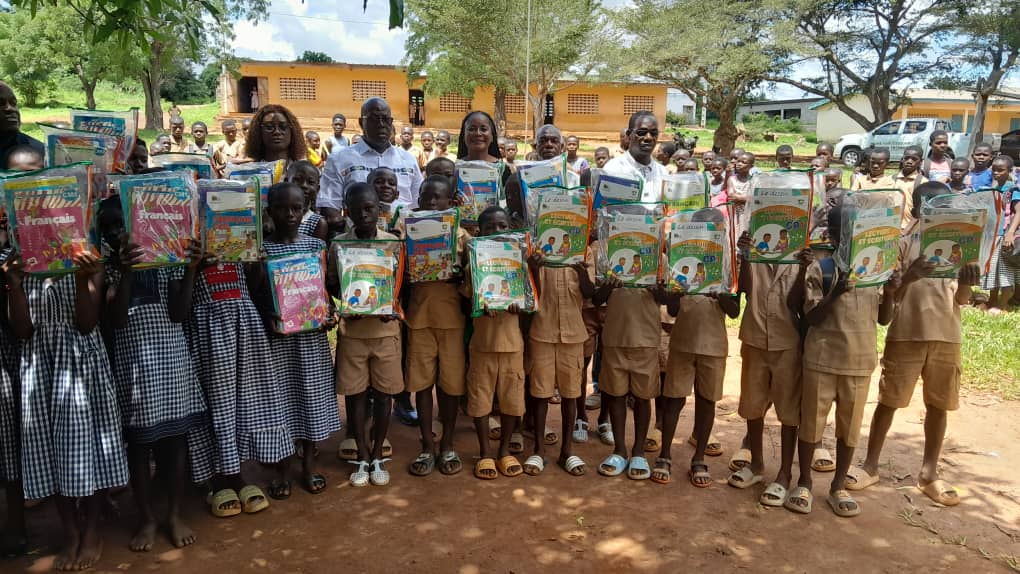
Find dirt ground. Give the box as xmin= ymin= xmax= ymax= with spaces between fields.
xmin=4 ymin=329 xmax=1019 ymax=573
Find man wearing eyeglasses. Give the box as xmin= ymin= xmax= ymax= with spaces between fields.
xmin=318 ymin=98 xmax=424 ymax=218
xmin=602 ymin=111 xmax=669 ymax=203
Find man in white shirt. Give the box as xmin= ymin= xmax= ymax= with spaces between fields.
xmin=318 ymin=98 xmax=423 ymax=217
xmin=602 ymin=111 xmax=669 ymax=203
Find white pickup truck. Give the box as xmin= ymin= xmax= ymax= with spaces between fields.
xmin=833 ymin=117 xmax=973 ymax=166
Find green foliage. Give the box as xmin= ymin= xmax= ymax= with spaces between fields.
xmin=739 ymin=113 xmax=803 ymax=134
xmin=161 ymin=66 xmax=215 ymax=104
xmin=665 ymin=110 xmax=689 ymax=126
xmin=297 ymin=50 xmax=335 ymax=64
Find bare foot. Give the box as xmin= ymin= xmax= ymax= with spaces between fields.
xmin=167 ymin=516 xmax=196 ymax=548
xmin=129 ymin=521 xmax=157 ymax=552
xmin=54 ymin=536 xmax=79 ymax=571
xmin=74 ymin=528 xmax=102 ymax=571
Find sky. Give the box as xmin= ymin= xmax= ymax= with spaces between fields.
xmin=231 ymin=0 xmax=810 ymax=100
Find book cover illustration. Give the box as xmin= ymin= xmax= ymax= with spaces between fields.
xmin=268 ymin=250 xmax=330 ymax=334
xmin=534 ymin=189 xmax=590 ymax=266
xmin=204 ymin=190 xmax=261 ymax=262
xmin=667 ymin=221 xmax=730 ymax=294
xmin=404 ymin=208 xmax=459 ymax=283
xmin=469 ymin=233 xmax=536 ymax=316
xmin=747 ymin=187 xmax=812 ymax=264
xmin=456 ymin=161 xmax=503 ymax=223
xmin=600 ymin=212 xmax=661 ymax=286
xmin=336 ymin=242 xmax=401 ymax=318
xmin=119 ymin=172 xmax=197 ymax=268
xmin=4 ymin=173 xmax=90 ymax=274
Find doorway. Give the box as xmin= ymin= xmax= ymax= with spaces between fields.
xmin=543 ymin=94 xmax=554 ymax=125
xmin=239 ymin=77 xmax=260 ymax=113
xmin=409 ymin=90 xmax=426 ymax=126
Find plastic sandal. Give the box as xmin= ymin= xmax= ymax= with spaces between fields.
xmin=811 ymin=447 xmax=836 ymax=472
xmin=572 ymin=419 xmax=589 ymax=443
xmin=543 ymin=428 xmax=558 ymax=446
xmin=337 ymin=437 xmax=358 ymax=461
xmin=728 ymin=448 xmax=752 ymax=472
xmin=488 ymin=417 xmax=502 ymax=440
xmin=523 ymin=455 xmax=545 ymax=476
xmin=598 ymin=454 xmax=627 ymax=477
xmin=827 ymin=489 xmax=861 ymax=517
xmin=381 ymin=439 xmax=393 ymax=458
xmin=784 ymin=486 xmax=813 ymax=514
xmin=689 ymin=463 xmax=712 ymax=488
xmin=628 ymin=456 xmax=651 ymax=480
xmin=597 ymin=422 xmax=615 ymax=446
xmin=727 ymin=466 xmax=763 ymax=489
xmin=474 ymin=458 xmax=498 ymax=480
xmin=559 ymin=455 xmax=586 ymax=476
xmin=509 ymin=432 xmax=525 ymax=454
xmin=846 ymin=466 xmax=880 ymax=491
xmin=439 ymin=450 xmax=463 ymax=476
xmin=349 ymin=460 xmax=370 ymax=487
xmin=239 ymin=485 xmax=269 ymax=514
xmin=303 ymin=473 xmax=327 ymax=495
xmin=917 ymin=479 xmax=960 ymax=506
xmin=268 ymin=479 xmax=291 ymax=500
xmin=585 ymin=391 xmax=601 ymax=410
xmin=689 ymin=434 xmax=723 ymax=457
xmin=760 ymin=482 xmax=788 ymax=507
xmin=549 ymin=389 xmax=562 ymax=404
xmin=650 ymin=457 xmax=672 ymax=485
xmin=498 ymin=455 xmax=523 ymax=477
xmin=409 ymin=452 xmax=435 ymax=477
xmin=209 ymin=488 xmax=241 ymax=518
xmin=370 ymin=458 xmax=392 ymax=486
xmin=644 ymin=428 xmax=662 ymax=453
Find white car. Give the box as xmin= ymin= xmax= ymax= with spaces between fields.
xmin=833 ymin=117 xmax=972 ymax=166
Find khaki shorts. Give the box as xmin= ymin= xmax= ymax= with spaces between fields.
xmin=799 ymin=367 xmax=870 ymax=448
xmin=738 ymin=344 xmax=802 ymax=426
xmin=405 ymin=327 xmax=467 ymax=396
xmin=879 ymin=341 xmax=960 ymax=411
xmin=658 ymin=327 xmax=671 ymax=372
xmin=466 ymin=351 xmax=525 ymax=418
xmin=527 ymin=340 xmax=584 ymax=399
xmin=664 ymin=351 xmax=726 ymax=401
xmin=600 ymin=346 xmax=660 ymax=400
xmin=336 ymin=335 xmax=404 ymax=396
xmin=582 ymin=307 xmax=606 ymax=357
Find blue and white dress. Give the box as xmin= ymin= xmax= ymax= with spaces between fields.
xmin=0 ymin=247 xmax=20 ymax=483
xmin=19 ymin=274 xmax=128 ymax=499
xmin=186 ymin=263 xmax=293 ymax=482
xmin=298 ymin=211 xmax=323 ymax=237
xmin=263 ymin=235 xmax=340 ymax=443
xmin=110 ymin=267 xmax=207 ymax=444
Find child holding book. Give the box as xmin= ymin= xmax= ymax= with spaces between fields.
xmin=775 ymin=145 xmax=794 ymax=170
xmin=0 ymin=249 xmax=25 ymax=557
xmin=285 ymin=160 xmax=328 ymax=240
xmin=464 ymin=206 xmax=526 ymax=480
xmin=405 ymin=176 xmax=470 ymax=477
xmin=983 ymin=156 xmax=1020 ymax=313
xmin=260 ymin=182 xmax=340 ymax=498
xmin=728 ymin=152 xmax=755 ymax=231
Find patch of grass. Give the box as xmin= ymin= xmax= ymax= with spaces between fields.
xmin=958 ymin=307 xmax=1020 ymax=399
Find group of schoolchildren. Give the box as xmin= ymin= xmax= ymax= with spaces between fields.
xmin=0 ymin=101 xmax=1016 ymax=573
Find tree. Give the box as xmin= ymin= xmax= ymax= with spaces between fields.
xmin=0 ymin=8 xmax=59 ymax=106
xmin=950 ymin=3 xmax=1020 ymax=152
xmin=615 ymin=0 xmax=796 ymax=154
xmin=297 ymin=50 xmax=335 ymax=64
xmin=404 ymin=0 xmax=606 ymax=138
xmin=767 ymin=0 xmax=957 ymax=130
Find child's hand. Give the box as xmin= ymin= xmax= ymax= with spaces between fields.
xmin=1 ymin=254 xmax=25 ymax=286
xmin=737 ymin=231 xmax=752 ymax=252
xmin=73 ymin=251 xmax=104 ymax=278
xmin=119 ymin=241 xmax=146 ymax=269
xmin=957 ymin=263 xmax=981 ymax=286
xmin=482 ymin=303 xmax=497 ymax=317
xmin=507 ymin=303 xmax=521 ymax=315
xmin=599 ymin=276 xmax=623 ymax=290
xmin=185 ymin=241 xmax=205 ymax=268
xmin=320 ymin=312 xmax=339 ymax=332
xmin=902 ymin=257 xmax=935 ymax=284
xmin=796 ymin=248 xmax=814 ymax=267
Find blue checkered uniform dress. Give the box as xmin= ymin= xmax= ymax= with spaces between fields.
xmin=263 ymin=235 xmax=340 ymax=443
xmin=110 ymin=267 xmax=207 ymax=444
xmin=0 ymin=248 xmax=20 ymax=482
xmin=185 ymin=263 xmax=293 ymax=482
xmin=298 ymin=211 xmax=323 ymax=237
xmin=19 ymin=275 xmax=128 ymax=499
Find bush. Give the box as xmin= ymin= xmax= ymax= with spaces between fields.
xmin=161 ymin=66 xmax=215 ymax=105
xmin=740 ymin=112 xmax=804 ymax=134
xmin=665 ymin=110 xmax=688 ymax=127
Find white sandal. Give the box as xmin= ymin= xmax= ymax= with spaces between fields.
xmin=597 ymin=422 xmax=614 ymax=446
xmin=523 ymin=455 xmax=545 ymax=476
xmin=370 ymin=458 xmax=392 ymax=486
xmin=349 ymin=460 xmax=370 ymax=487
xmin=572 ymin=419 xmax=589 ymax=443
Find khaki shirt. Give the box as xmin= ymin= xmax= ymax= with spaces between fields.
xmin=602 ymin=288 xmax=660 ymax=348
xmin=169 ymin=137 xmax=192 ymax=153
xmin=738 ymin=263 xmax=801 ymax=351
xmin=851 ymin=174 xmax=896 ymax=191
xmin=893 ymin=171 xmax=928 ymax=228
xmin=212 ymin=139 xmax=246 ymax=171
xmin=529 ymin=265 xmax=589 ymax=344
xmin=886 ymin=222 xmax=961 ymax=344
xmin=803 ymin=260 xmax=883 ymax=376
xmin=669 ymin=295 xmax=728 ymax=357
xmin=336 ymin=229 xmax=402 ymax=339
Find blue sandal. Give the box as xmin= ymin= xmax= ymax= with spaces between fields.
xmin=628 ymin=456 xmax=651 ymax=480
xmin=598 ymin=454 xmax=627 ymax=476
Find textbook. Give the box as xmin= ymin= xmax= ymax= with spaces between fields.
xmin=268 ymin=250 xmax=331 ymax=334
xmin=404 ymin=208 xmax=460 ymax=283
xmin=118 ymin=172 xmax=197 ymax=268
xmin=921 ymin=190 xmax=999 ymax=277
xmin=3 ymin=164 xmax=92 ymax=274
xmin=468 ymin=231 xmax=537 ymax=317
xmin=40 ymin=124 xmax=118 ymax=175
xmin=746 ymin=171 xmax=813 ymax=264
xmin=531 ymin=187 xmax=590 ymax=266
xmin=204 ymin=190 xmax=261 ymax=262
xmin=837 ymin=189 xmax=904 ymax=288
xmin=666 ymin=217 xmax=733 ymax=294
xmin=517 ymin=154 xmax=567 ymax=222
xmin=69 ymin=108 xmax=138 ymax=173
xmin=225 ymin=160 xmax=285 ymax=206
xmin=591 ymin=169 xmax=643 ymax=208
xmin=151 ymin=153 xmax=215 ymax=180
xmin=334 ymin=239 xmax=404 ymax=319
xmin=597 ymin=204 xmax=663 ymax=287
xmin=456 ymin=160 xmax=503 ymax=223
xmin=661 ymin=173 xmax=708 ymax=215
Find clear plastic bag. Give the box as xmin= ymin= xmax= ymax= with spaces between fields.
xmin=590 ymin=168 xmax=643 ymax=209
xmin=150 ymin=153 xmax=216 ymax=180
xmin=202 ymin=178 xmax=262 ymax=263
xmin=746 ymin=171 xmax=814 ymax=264
xmin=39 ymin=123 xmax=118 ymax=195
xmin=516 ymin=153 xmax=568 ymax=217
xmin=403 ymin=207 xmax=460 ymax=283
xmin=526 ymin=186 xmax=590 ymax=266
xmin=268 ymin=250 xmax=331 ymax=334
xmin=662 ymin=172 xmax=708 ymax=215
xmin=69 ymin=108 xmax=138 ymax=173
xmin=333 ymin=238 xmax=405 ymax=320
xmin=114 ymin=171 xmax=198 ymax=268
xmin=664 ymin=208 xmax=735 ymax=294
xmin=596 ymin=202 xmax=664 ymax=286
xmin=920 ymin=189 xmax=999 ymax=278
xmin=224 ymin=160 xmax=285 ymax=207
xmin=2 ymin=163 xmax=94 ymax=274
xmin=455 ymin=160 xmax=504 ymax=224
xmin=836 ymin=189 xmax=904 ymax=287
xmin=468 ymin=230 xmax=537 ymax=317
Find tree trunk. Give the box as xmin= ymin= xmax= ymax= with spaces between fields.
xmin=528 ymin=88 xmax=547 ymax=142
xmin=493 ymin=87 xmax=507 ymax=136
xmin=713 ymin=99 xmax=739 ymax=156
xmin=75 ymin=64 xmax=99 ymax=110
xmin=970 ymin=92 xmax=990 ymax=156
xmin=141 ymin=58 xmax=164 ymax=130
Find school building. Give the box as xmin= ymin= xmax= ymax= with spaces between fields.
xmin=811 ymin=88 xmax=1020 ymax=142
xmin=218 ymin=60 xmax=668 ymax=138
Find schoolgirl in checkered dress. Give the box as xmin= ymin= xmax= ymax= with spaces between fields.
xmin=185 ymin=261 xmax=294 ymax=485
xmin=0 ymin=247 xmax=20 ymax=485
xmin=17 ymin=274 xmax=128 ymax=500
xmin=299 ymin=210 xmax=324 ymax=237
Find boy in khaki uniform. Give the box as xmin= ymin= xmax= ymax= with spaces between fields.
xmin=786 ymin=203 xmax=897 ymax=518
xmin=592 ymin=247 xmax=665 ymax=480
xmin=525 ymin=255 xmax=594 ymax=477
xmin=465 ymin=207 xmax=527 ymax=480
xmin=334 ymin=183 xmax=404 ymax=487
xmin=847 ymin=182 xmax=979 ymax=506
xmin=728 ymin=231 xmax=804 ymax=504
xmin=405 ymin=177 xmax=470 ymax=477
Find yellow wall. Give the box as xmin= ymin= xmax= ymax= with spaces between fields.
xmin=227 ymin=62 xmax=667 ymax=136
xmin=900 ymin=101 xmax=1020 ymax=133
